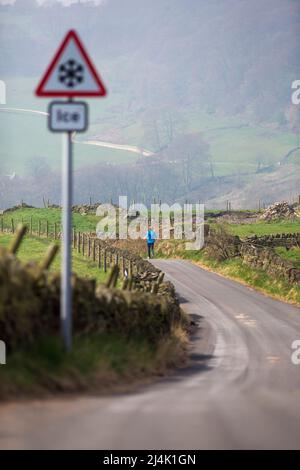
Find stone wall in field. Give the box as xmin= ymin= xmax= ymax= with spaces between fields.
xmin=240 ymin=242 xmax=300 ymax=284
xmin=244 ymin=233 xmax=300 ymax=249
xmin=206 ymin=230 xmax=300 ymax=284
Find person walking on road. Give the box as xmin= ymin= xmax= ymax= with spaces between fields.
xmin=146 ymin=226 xmax=157 ymax=259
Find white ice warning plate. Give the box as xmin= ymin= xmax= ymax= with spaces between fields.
xmin=36 ymin=30 xmax=107 ymax=97
xmin=48 ymin=101 xmax=88 ymax=132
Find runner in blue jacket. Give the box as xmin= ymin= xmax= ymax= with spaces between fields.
xmin=146 ymin=227 xmax=157 ymax=259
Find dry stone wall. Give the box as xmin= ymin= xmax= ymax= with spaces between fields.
xmin=0 ymin=228 xmax=184 ymax=352
xmin=206 ymin=229 xmax=300 ymax=284
xmin=244 ymin=233 xmax=300 ymax=249
xmin=240 ymin=243 xmax=300 ymax=284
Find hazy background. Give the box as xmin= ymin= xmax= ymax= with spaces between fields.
xmin=1 ymin=0 xmax=300 ymax=209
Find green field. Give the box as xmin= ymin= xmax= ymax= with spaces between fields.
xmin=0 ymin=113 xmax=137 ymax=175
xmin=204 ymin=126 xmax=295 ymax=175
xmin=1 ymin=77 xmax=297 ymax=176
xmin=227 ymin=220 xmax=300 ymax=238
xmin=4 ymin=207 xmax=300 ymax=240
xmin=0 ymin=233 xmax=108 ymax=284
xmin=0 ymin=76 xmax=140 ymax=174
xmin=1 ymin=207 xmax=100 ymax=233
xmin=186 ymin=110 xmax=296 ymax=176
xmin=80 ymin=109 xmax=297 ymax=177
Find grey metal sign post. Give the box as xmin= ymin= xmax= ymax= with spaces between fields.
xmin=50 ymin=101 xmax=88 ymax=350
xmin=35 ymin=30 xmax=107 ymax=350
xmin=61 ymin=129 xmax=73 ymax=350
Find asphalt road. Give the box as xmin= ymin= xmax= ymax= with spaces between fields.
xmin=0 ymin=259 xmax=300 ymax=449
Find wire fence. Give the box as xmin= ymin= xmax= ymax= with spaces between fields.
xmin=0 ymin=216 xmax=163 ymax=292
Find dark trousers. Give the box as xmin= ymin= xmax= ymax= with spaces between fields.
xmin=147 ymin=243 xmax=154 ymax=258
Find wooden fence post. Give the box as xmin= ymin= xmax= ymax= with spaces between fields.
xmin=88 ymin=237 xmax=91 ymax=258
xmin=98 ymin=245 xmax=101 ymax=269
xmin=104 ymin=249 xmax=107 ymax=272
xmin=72 ymin=227 xmax=76 ymax=248
xmin=93 ymin=239 xmax=96 ymax=262
xmin=82 ymin=234 xmax=85 ymax=256
xmin=30 ymin=216 xmax=33 ymax=235
xmin=77 ymin=232 xmax=81 ymax=253
xmin=8 ymin=224 xmax=26 ymax=254
xmin=46 ymin=220 xmax=49 ymax=238
xmin=1 ymin=218 xmax=3 ymax=233
xmin=39 ymin=244 xmax=59 ymax=272
xmin=38 ymin=220 xmax=41 ymax=237
xmin=11 ymin=218 xmax=14 ymax=234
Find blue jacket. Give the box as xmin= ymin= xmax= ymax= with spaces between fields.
xmin=147 ymin=229 xmax=157 ymax=245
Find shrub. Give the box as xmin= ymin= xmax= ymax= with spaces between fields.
xmin=205 ymin=224 xmax=241 ymax=261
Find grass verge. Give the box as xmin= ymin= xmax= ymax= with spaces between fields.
xmin=156 ymin=240 xmax=300 ymax=306
xmin=275 ymin=246 xmax=300 ymax=269
xmin=195 ymin=257 xmax=300 ymax=306
xmin=0 ymin=327 xmax=188 ymax=400
xmin=0 ymin=233 xmax=108 ymax=284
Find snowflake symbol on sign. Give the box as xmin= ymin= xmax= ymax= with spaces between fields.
xmin=58 ymin=59 xmax=84 ymax=88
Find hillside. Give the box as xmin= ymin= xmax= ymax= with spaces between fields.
xmin=0 ymin=0 xmax=300 ymax=208
xmin=2 ymin=0 xmax=300 ymax=124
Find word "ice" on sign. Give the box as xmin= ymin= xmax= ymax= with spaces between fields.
xmin=48 ymin=101 xmax=88 ymax=132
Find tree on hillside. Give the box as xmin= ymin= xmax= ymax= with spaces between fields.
xmin=141 ymin=108 xmax=185 ymax=152
xmin=163 ymin=134 xmax=211 ymax=193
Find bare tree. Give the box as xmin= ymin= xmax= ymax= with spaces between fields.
xmin=141 ymin=108 xmax=185 ymax=152
xmin=163 ymin=133 xmax=210 ymax=193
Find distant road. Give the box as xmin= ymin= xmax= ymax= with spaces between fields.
xmin=73 ymin=139 xmax=154 ymax=157
xmin=0 ymin=260 xmax=300 ymax=449
xmin=0 ymin=106 xmax=153 ymax=158
xmin=0 ymin=107 xmax=48 ymax=116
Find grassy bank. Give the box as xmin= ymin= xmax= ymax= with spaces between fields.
xmin=0 ymin=328 xmax=187 ymax=400
xmin=188 ymin=253 xmax=300 ymax=306
xmin=0 ymin=233 xmax=108 ymax=284
xmin=155 ymin=240 xmax=300 ymax=306
xmin=276 ymin=246 xmax=300 ymax=269
xmin=195 ymin=256 xmax=300 ymax=306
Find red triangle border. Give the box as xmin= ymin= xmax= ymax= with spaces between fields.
xmin=35 ymin=30 xmax=107 ymax=97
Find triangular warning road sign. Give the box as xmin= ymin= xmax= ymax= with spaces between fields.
xmin=36 ymin=30 xmax=107 ymax=97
